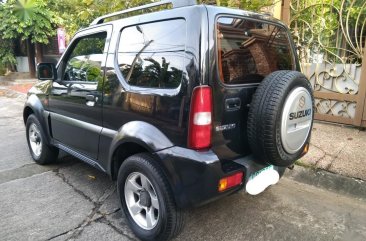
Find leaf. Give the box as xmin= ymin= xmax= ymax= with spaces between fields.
xmin=0 ymin=0 xmax=59 ymax=43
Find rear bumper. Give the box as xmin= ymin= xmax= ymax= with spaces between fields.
xmin=153 ymin=147 xmax=286 ymax=208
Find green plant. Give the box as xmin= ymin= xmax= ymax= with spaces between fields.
xmin=0 ymin=64 xmax=6 ymax=76
xmin=290 ymin=0 xmax=366 ymax=64
xmin=199 ymin=0 xmax=275 ymax=11
xmin=0 ymin=0 xmax=61 ymax=77
xmin=49 ymin=0 xmax=153 ymax=37
xmin=52 ymin=0 xmax=275 ymax=38
xmin=0 ymin=38 xmax=17 ymax=72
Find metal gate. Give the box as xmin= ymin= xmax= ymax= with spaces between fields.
xmin=282 ymin=0 xmax=366 ymax=127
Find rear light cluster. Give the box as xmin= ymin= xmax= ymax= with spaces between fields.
xmin=218 ymin=172 xmax=243 ymax=192
xmin=188 ymin=86 xmax=212 ymax=150
xmin=188 ymin=86 xmax=243 ymax=192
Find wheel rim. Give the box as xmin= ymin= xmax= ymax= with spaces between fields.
xmin=124 ymin=172 xmax=160 ymax=230
xmin=281 ymin=87 xmax=313 ymax=154
xmin=28 ymin=123 xmax=42 ymax=158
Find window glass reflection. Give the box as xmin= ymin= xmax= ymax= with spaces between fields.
xmin=118 ymin=19 xmax=186 ymax=89
xmin=64 ymin=33 xmax=107 ymax=83
xmin=217 ymin=17 xmax=294 ymax=85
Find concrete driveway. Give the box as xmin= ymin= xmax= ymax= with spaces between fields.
xmin=1 ymin=93 xmax=366 ymax=241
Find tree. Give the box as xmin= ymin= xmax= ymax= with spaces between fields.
xmin=50 ymin=0 xmax=153 ymax=37
xmin=0 ymin=38 xmax=17 ymax=72
xmin=53 ymin=0 xmax=275 ymax=38
xmin=0 ymin=0 xmax=60 ymax=77
xmin=199 ymin=0 xmax=274 ymax=11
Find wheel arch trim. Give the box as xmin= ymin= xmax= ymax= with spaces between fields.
xmin=105 ymin=121 xmax=174 ymax=176
xmin=23 ymin=94 xmax=52 ymax=144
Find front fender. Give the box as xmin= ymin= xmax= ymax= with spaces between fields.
xmin=24 ymin=94 xmax=51 ymax=144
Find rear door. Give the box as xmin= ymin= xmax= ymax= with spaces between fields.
xmin=209 ymin=13 xmax=296 ymax=161
xmin=49 ymin=25 xmax=112 ymax=160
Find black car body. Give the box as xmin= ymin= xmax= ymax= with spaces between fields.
xmin=24 ymin=1 xmax=313 ymax=240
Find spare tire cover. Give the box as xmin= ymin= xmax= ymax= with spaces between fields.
xmin=247 ymin=70 xmax=314 ymax=167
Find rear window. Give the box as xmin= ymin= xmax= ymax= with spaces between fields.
xmin=216 ymin=17 xmax=295 ymax=85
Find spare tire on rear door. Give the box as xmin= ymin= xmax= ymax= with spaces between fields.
xmin=247 ymin=70 xmax=314 ymax=167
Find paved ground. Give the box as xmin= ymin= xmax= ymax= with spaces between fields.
xmin=1 ymin=90 xmax=366 ymax=241
xmin=300 ymin=122 xmax=366 ymax=181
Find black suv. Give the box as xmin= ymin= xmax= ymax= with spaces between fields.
xmin=24 ymin=1 xmax=314 ymax=240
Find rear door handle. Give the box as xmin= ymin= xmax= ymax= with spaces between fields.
xmin=225 ymin=98 xmax=241 ymax=111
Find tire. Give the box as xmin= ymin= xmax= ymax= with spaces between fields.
xmin=117 ymin=153 xmax=185 ymax=241
xmin=26 ymin=114 xmax=59 ymax=165
xmin=247 ymin=70 xmax=314 ymax=167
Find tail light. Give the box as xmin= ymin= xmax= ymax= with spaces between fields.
xmin=188 ymin=86 xmax=212 ymax=150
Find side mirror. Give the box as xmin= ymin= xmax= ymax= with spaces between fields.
xmin=37 ymin=63 xmax=57 ymax=81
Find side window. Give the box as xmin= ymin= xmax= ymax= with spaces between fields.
xmin=63 ymin=32 xmax=107 ymax=82
xmin=117 ymin=19 xmax=186 ymax=89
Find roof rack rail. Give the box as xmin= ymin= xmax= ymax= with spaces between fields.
xmin=90 ymin=0 xmax=197 ymax=26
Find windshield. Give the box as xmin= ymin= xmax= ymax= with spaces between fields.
xmin=217 ymin=17 xmax=295 ymax=85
